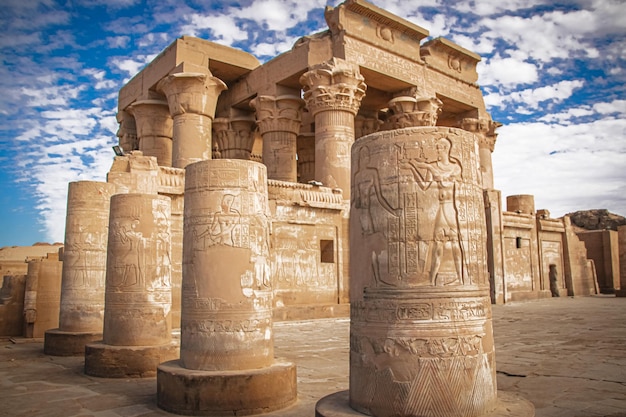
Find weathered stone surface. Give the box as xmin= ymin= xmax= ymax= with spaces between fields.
xmin=44 ymin=181 xmax=117 ymax=356
xmin=157 ymin=359 xmax=297 ymax=416
xmin=348 ymin=127 xmax=499 ymax=417
xmin=85 ymin=193 xmax=177 ymax=378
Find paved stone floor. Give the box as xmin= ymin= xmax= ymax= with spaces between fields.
xmin=1 ymin=296 xmax=625 ymax=417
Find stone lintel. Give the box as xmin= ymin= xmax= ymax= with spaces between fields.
xmin=119 ymin=36 xmax=260 ymax=112
xmin=421 ymin=37 xmax=481 ymax=85
xmin=503 ymin=212 xmax=536 ymax=230
xmin=268 ymin=180 xmax=344 ymax=210
xmin=326 ymin=0 xmax=429 ymax=63
xmin=538 ymin=218 xmax=566 ymax=233
xmin=157 ymin=359 xmax=297 ymax=416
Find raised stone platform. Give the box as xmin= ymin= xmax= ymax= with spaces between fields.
xmin=84 ymin=341 xmax=179 ymax=378
xmin=157 ymin=359 xmax=297 ymax=416
xmin=315 ymin=390 xmax=535 ymax=417
xmin=44 ymin=328 xmax=102 ymax=356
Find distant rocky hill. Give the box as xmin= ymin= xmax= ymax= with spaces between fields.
xmin=566 ymin=209 xmax=626 ymax=231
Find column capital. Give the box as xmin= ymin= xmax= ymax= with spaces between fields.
xmin=459 ymin=117 xmax=501 ymax=151
xmin=213 ymin=116 xmax=256 ymax=160
xmin=157 ymin=72 xmax=227 ymax=119
xmin=250 ymin=95 xmax=304 ymax=135
xmin=300 ymin=58 xmax=366 ymax=116
xmin=387 ymin=95 xmax=443 ymax=128
xmin=127 ymin=100 xmax=173 ymax=139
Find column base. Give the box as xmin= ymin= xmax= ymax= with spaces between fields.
xmin=315 ymin=390 xmax=535 ymax=417
xmin=157 ymin=359 xmax=297 ymax=416
xmin=84 ymin=340 xmax=179 ymax=378
xmin=44 ymin=328 xmax=102 ymax=356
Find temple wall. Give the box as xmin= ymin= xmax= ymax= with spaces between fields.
xmin=268 ymin=181 xmax=348 ymax=320
xmin=577 ymin=230 xmax=620 ymax=294
xmin=537 ymin=217 xmax=567 ymax=296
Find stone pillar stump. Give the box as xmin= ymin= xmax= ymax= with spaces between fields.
xmin=316 ymin=127 xmax=533 ymax=417
xmin=45 ymin=181 xmax=116 ymax=356
xmin=157 ymin=159 xmax=296 ymax=416
xmin=84 ymin=193 xmax=178 ymax=378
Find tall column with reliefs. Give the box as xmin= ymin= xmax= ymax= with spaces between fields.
xmin=157 ymin=72 xmax=227 ymax=169
xmin=44 ymin=181 xmax=117 ymax=356
xmin=300 ymin=58 xmax=366 ymax=200
xmin=316 ymin=126 xmax=534 ymax=417
xmin=157 ymin=159 xmax=297 ymax=416
xmin=84 ymin=193 xmax=178 ymax=378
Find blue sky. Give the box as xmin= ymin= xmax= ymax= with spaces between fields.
xmin=0 ymin=0 xmax=624 ymax=247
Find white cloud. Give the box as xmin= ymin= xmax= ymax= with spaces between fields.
xmin=493 ymin=116 xmax=626 ymax=217
xmin=453 ymin=0 xmax=545 ymax=16
xmin=485 ymin=79 xmax=584 ymax=111
xmin=478 ymin=54 xmax=538 ymax=87
xmin=181 ymin=14 xmax=248 ymax=45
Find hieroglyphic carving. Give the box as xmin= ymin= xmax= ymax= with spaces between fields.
xmin=351 ymin=127 xmax=488 ymax=289
xmin=181 ymin=159 xmax=273 ymax=371
xmin=103 ymin=193 xmax=172 ymax=347
xmin=59 ymin=181 xmax=116 ymax=333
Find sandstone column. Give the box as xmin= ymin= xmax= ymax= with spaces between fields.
xmin=84 ymin=193 xmax=178 ymax=378
xmin=128 ymin=100 xmax=173 ymax=167
xmin=459 ymin=117 xmax=501 ymax=190
xmin=297 ymin=132 xmax=315 ymax=183
xmin=212 ymin=116 xmax=256 ymax=160
xmin=44 ymin=181 xmax=116 ymax=356
xmin=300 ymin=58 xmax=366 ymax=199
xmin=157 ymin=159 xmax=296 ymax=416
xmin=316 ymin=127 xmax=533 ymax=417
xmin=157 ymin=72 xmax=227 ymax=168
xmin=251 ymin=95 xmax=304 ymax=183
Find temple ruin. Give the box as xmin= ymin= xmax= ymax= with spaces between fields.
xmin=0 ymin=0 xmax=622 ymax=415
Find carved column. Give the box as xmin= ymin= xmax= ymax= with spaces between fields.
xmin=128 ymin=100 xmax=173 ymax=167
xmin=317 ymin=127 xmax=534 ymax=417
xmin=116 ymin=110 xmax=138 ymax=153
xmin=85 ymin=193 xmax=178 ymax=378
xmin=213 ymin=116 xmax=256 ymax=160
xmin=355 ymin=115 xmax=382 ymax=139
xmin=251 ymin=95 xmax=304 ymax=183
xmin=158 ymin=72 xmax=227 ymax=169
xmin=459 ymin=117 xmax=501 ymax=190
xmin=44 ymin=181 xmax=116 ymax=356
xmin=300 ymin=58 xmax=366 ymax=199
xmin=297 ymin=132 xmax=315 ymax=183
xmin=157 ymin=159 xmax=296 ymax=415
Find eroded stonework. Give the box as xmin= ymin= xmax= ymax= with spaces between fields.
xmin=349 ymin=127 xmax=496 ymax=417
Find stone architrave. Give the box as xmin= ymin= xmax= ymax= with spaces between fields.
xmin=300 ymin=58 xmax=366 ymax=199
xmin=128 ymin=100 xmax=173 ymax=167
xmin=44 ymin=181 xmax=116 ymax=356
xmin=316 ymin=127 xmax=533 ymax=417
xmin=84 ymin=193 xmax=178 ymax=378
xmin=157 ymin=159 xmax=297 ymax=416
xmin=157 ymin=72 xmax=227 ymax=169
xmin=459 ymin=117 xmax=501 ymax=190
xmin=251 ymin=95 xmax=304 ymax=183
xmin=212 ymin=116 xmax=256 ymax=160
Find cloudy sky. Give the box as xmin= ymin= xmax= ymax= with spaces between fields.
xmin=0 ymin=0 xmax=624 ymax=247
